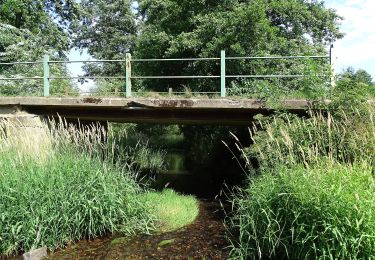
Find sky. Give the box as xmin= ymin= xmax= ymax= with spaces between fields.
xmin=325 ymin=0 xmax=375 ymax=78
xmin=67 ymin=0 xmax=375 ymax=84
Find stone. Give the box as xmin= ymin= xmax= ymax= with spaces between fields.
xmin=22 ymin=247 xmax=47 ymax=260
xmin=157 ymin=239 xmax=175 ymax=247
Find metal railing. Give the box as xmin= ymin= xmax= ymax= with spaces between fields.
xmin=0 ymin=47 xmax=335 ymax=98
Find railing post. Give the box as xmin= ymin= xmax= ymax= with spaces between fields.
xmin=220 ymin=50 xmax=226 ymax=97
xmin=329 ymin=44 xmax=336 ymax=90
xmin=125 ymin=53 xmax=132 ymax=98
xmin=43 ymin=54 xmax=50 ymax=97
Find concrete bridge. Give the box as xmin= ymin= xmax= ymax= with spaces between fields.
xmin=0 ymin=97 xmax=313 ymax=125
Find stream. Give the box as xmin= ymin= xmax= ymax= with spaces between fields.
xmin=45 ymin=200 xmax=229 ymax=259
xmin=43 ymin=151 xmax=231 ymax=258
xmin=44 ymin=151 xmax=232 ymax=259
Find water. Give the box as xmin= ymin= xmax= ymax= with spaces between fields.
xmin=4 ymin=153 xmax=231 ymax=259
xmin=3 ymin=131 xmax=241 ymax=259
xmin=45 ymin=200 xmax=229 ymax=259
xmin=163 ymin=152 xmax=187 ymax=175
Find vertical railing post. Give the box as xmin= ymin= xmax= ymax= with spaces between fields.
xmin=329 ymin=44 xmax=336 ymax=90
xmin=220 ymin=50 xmax=226 ymax=97
xmin=43 ymin=54 xmax=50 ymax=97
xmin=125 ymin=53 xmax=132 ymax=98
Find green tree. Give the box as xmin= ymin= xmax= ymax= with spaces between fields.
xmin=335 ymin=67 xmax=375 ymax=100
xmin=0 ymin=0 xmax=79 ymax=55
xmin=71 ymin=0 xmax=137 ymax=93
xmin=133 ymin=0 xmax=342 ymax=94
xmin=73 ymin=0 xmax=342 ymax=96
xmin=0 ymin=0 xmax=79 ymax=95
xmin=339 ymin=67 xmax=373 ymax=86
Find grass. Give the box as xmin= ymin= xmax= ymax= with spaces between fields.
xmin=227 ymin=104 xmax=375 ymax=259
xmin=229 ymin=162 xmax=375 ymax=259
xmin=0 ymin=120 xmax=155 ymax=256
xmin=142 ymin=189 xmax=199 ymax=233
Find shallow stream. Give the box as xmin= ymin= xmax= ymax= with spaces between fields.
xmin=45 ymin=200 xmax=229 ymax=259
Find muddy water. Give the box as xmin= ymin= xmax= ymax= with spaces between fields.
xmin=45 ymin=200 xmax=229 ymax=259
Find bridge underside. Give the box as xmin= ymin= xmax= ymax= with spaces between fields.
xmin=0 ymin=97 xmax=312 ymax=125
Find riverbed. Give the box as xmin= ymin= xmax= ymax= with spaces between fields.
xmin=45 ymin=200 xmax=229 ymax=259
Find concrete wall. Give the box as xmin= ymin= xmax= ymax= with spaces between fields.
xmin=0 ymin=109 xmax=51 ymax=158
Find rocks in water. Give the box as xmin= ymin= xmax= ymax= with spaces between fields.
xmin=110 ymin=237 xmax=129 ymax=246
xmin=158 ymin=239 xmax=175 ymax=247
xmin=23 ymin=247 xmax=47 ymax=260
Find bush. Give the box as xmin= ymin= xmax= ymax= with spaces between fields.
xmin=0 ymin=121 xmax=154 ymax=256
xmin=229 ymin=163 xmax=375 ymax=259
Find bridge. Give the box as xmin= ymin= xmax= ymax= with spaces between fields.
xmin=0 ymin=96 xmax=315 ymax=125
xmin=0 ymin=49 xmax=335 ymax=125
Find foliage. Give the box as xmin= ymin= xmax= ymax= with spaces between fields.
xmin=133 ymin=0 xmax=341 ymax=93
xmin=73 ymin=0 xmax=136 ymax=60
xmin=246 ymin=109 xmax=374 ymax=171
xmin=108 ymin=123 xmax=166 ymax=179
xmin=339 ymin=67 xmax=373 ymax=86
xmin=0 ymin=120 xmax=155 ymax=256
xmin=142 ymin=189 xmax=199 ymax=233
xmin=0 ymin=0 xmax=79 ymax=95
xmin=229 ymin=162 xmax=375 ymax=259
xmin=73 ymin=0 xmax=342 ymax=96
xmin=0 ymin=0 xmax=79 ymax=53
xmin=228 ymin=102 xmax=375 ymax=259
xmin=334 ymin=67 xmax=375 ymax=102
xmin=70 ymin=0 xmax=137 ymax=93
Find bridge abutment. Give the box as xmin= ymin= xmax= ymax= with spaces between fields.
xmin=0 ymin=107 xmax=51 ymax=157
xmin=0 ymin=105 xmax=109 ymax=157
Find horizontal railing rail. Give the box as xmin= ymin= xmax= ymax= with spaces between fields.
xmin=0 ymin=47 xmax=335 ymax=98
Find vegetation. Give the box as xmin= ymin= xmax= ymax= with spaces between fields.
xmin=230 ymin=162 xmax=375 ymax=259
xmin=73 ymin=0 xmax=342 ymax=97
xmin=108 ymin=123 xmax=166 ymax=181
xmin=142 ymin=189 xmax=199 ymax=233
xmin=0 ymin=0 xmax=79 ymax=95
xmin=228 ymin=87 xmax=375 ymax=259
xmin=0 ymin=120 xmax=157 ymax=256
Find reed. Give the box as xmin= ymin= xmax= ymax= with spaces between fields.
xmin=228 ymin=105 xmax=375 ymax=259
xmin=0 ymin=119 xmax=155 ymax=256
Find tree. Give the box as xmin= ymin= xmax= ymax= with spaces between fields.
xmin=0 ymin=0 xmax=79 ymax=95
xmin=336 ymin=67 xmax=375 ymax=99
xmin=0 ymin=0 xmax=79 ymax=55
xmin=339 ymin=67 xmax=373 ymax=86
xmin=71 ymin=0 xmax=137 ymax=93
xmin=133 ymin=0 xmax=343 ymax=94
xmin=73 ymin=0 xmax=343 ymax=96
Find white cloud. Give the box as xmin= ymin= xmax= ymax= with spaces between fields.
xmin=326 ymin=0 xmax=375 ymax=77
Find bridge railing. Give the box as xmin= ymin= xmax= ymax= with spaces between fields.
xmin=0 ymin=47 xmax=335 ymax=98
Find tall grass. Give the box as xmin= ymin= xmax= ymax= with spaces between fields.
xmin=0 ymin=119 xmax=155 ymax=256
xmin=246 ymin=107 xmax=374 ymax=171
xmin=228 ymin=105 xmax=375 ymax=259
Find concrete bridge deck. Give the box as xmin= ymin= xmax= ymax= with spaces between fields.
xmin=0 ymin=97 xmax=314 ymax=125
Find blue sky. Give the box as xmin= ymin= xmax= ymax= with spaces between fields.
xmin=68 ymin=0 xmax=375 ymax=84
xmin=325 ymin=0 xmax=375 ymax=78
